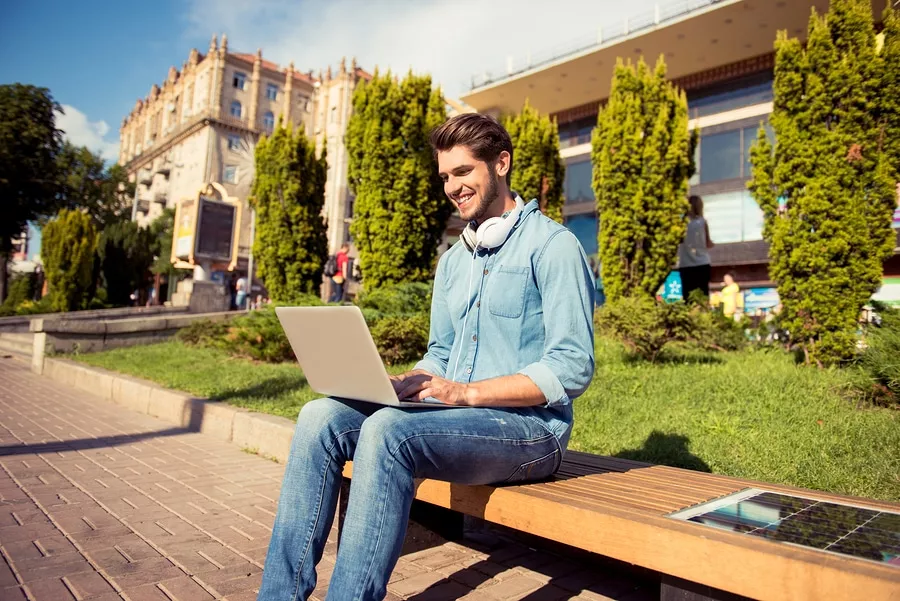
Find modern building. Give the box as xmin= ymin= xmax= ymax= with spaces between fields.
xmin=460 ymin=0 xmax=899 ymax=298
xmin=118 ymin=34 xmax=371 ymax=281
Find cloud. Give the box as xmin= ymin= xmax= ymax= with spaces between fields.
xmin=182 ymin=0 xmax=667 ymax=101
xmin=57 ymin=104 xmax=120 ymax=162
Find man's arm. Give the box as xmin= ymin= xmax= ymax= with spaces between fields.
xmin=410 ymin=254 xmax=453 ymax=378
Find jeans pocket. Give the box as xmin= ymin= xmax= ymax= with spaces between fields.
xmin=503 ymin=448 xmax=560 ymax=483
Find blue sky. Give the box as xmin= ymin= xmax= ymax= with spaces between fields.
xmin=1 ymin=0 xmax=667 ymax=165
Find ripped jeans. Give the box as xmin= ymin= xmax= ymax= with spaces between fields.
xmin=257 ymin=397 xmax=566 ymax=601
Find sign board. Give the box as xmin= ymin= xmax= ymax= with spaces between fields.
xmin=873 ymin=277 xmax=900 ymax=307
xmin=194 ymin=196 xmax=236 ymax=262
xmin=660 ymin=271 xmax=683 ymax=303
xmin=743 ymin=288 xmax=780 ymax=312
xmin=174 ymin=198 xmax=196 ymax=259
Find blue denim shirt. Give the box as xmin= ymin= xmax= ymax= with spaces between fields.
xmin=414 ymin=199 xmax=595 ymax=446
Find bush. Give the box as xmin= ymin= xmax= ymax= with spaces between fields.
xmin=371 ymin=313 xmax=430 ymax=366
xmin=354 ymin=282 xmax=432 ymax=317
xmin=595 ymin=296 xmax=746 ymax=361
xmin=856 ymin=303 xmax=900 ymax=407
xmin=0 ymin=274 xmax=37 ymax=316
xmin=175 ymin=318 xmax=230 ymax=346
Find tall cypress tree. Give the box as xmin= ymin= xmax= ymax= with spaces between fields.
xmin=249 ymin=122 xmax=328 ymax=302
xmin=591 ymin=57 xmax=697 ymax=301
xmin=504 ymin=101 xmax=566 ymax=223
xmin=749 ymin=0 xmax=898 ymax=366
xmin=346 ymin=70 xmax=449 ymax=289
xmin=42 ymin=209 xmax=98 ymax=312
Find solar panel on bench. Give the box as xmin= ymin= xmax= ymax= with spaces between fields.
xmin=669 ymin=488 xmax=900 ymax=566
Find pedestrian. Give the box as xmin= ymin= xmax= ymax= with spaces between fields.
xmin=677 ymin=195 xmax=714 ymax=301
xmin=235 ymin=275 xmax=247 ymax=310
xmin=327 ymin=243 xmax=350 ymax=303
xmin=720 ymin=272 xmax=743 ymax=321
xmin=257 ymin=113 xmax=596 ymax=601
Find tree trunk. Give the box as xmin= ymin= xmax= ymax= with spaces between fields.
xmin=0 ymin=252 xmax=8 ymax=305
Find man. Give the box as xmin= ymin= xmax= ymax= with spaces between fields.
xmin=328 ymin=243 xmax=350 ymax=303
xmin=258 ymin=113 xmax=595 ymax=601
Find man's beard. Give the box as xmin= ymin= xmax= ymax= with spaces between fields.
xmin=468 ymin=170 xmax=499 ymax=224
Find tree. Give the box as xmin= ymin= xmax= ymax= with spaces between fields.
xmin=249 ymin=122 xmax=328 ymax=302
xmin=41 ymin=209 xmax=98 ymax=312
xmin=149 ymin=208 xmax=178 ymax=277
xmin=504 ymin=100 xmax=566 ymax=222
xmin=591 ymin=57 xmax=697 ymax=302
xmin=0 ymin=84 xmax=63 ymax=303
xmin=97 ymin=220 xmax=154 ymax=306
xmin=346 ymin=70 xmax=450 ymax=289
xmin=748 ymin=0 xmax=899 ymax=366
xmin=55 ymin=142 xmax=134 ymax=228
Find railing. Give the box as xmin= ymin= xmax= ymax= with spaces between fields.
xmin=468 ymin=0 xmax=727 ymax=91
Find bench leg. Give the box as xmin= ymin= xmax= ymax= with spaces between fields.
xmin=660 ymin=575 xmax=748 ymax=601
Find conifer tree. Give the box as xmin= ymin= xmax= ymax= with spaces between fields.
xmin=249 ymin=122 xmax=328 ymax=302
xmin=504 ymin=101 xmax=565 ymax=222
xmin=591 ymin=57 xmax=697 ymax=301
xmin=41 ymin=209 xmax=98 ymax=312
xmin=346 ymin=71 xmax=449 ymax=289
xmin=749 ymin=0 xmax=899 ymax=366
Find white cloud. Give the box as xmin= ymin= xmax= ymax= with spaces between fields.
xmin=183 ymin=0 xmax=669 ymax=101
xmin=57 ymin=104 xmax=120 ymax=162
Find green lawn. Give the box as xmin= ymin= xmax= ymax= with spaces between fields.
xmin=71 ymin=339 xmax=900 ymax=502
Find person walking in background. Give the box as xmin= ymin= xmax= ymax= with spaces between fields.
xmin=328 ymin=243 xmax=350 ymax=303
xmin=720 ymin=272 xmax=743 ymax=321
xmin=677 ymin=195 xmax=714 ymax=301
xmin=235 ymin=275 xmax=247 ymax=310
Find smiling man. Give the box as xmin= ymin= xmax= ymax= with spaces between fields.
xmin=257 ymin=113 xmax=595 ymax=601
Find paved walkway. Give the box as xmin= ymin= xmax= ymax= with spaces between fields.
xmin=0 ymin=357 xmax=658 ymax=601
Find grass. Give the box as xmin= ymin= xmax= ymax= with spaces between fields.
xmin=71 ymin=339 xmax=900 ymax=502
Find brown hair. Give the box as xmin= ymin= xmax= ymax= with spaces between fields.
xmin=429 ymin=113 xmax=513 ymax=185
xmin=688 ymin=195 xmax=704 ymax=218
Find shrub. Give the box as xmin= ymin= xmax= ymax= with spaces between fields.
xmin=222 ymin=307 xmax=295 ymax=363
xmin=0 ymin=273 xmax=37 ymax=316
xmin=594 ymin=296 xmax=694 ymax=362
xmin=856 ymin=303 xmax=900 ymax=407
xmin=354 ymin=282 xmax=432 ymax=317
xmin=370 ymin=313 xmax=430 ymax=366
xmin=175 ymin=318 xmax=230 ymax=346
xmin=689 ymin=307 xmax=747 ymax=353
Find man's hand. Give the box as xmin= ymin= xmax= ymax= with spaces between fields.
xmin=390 ymin=370 xmax=471 ymax=406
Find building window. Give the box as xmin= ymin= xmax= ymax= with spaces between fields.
xmin=223 ymin=165 xmax=237 ymax=183
xmin=266 ymin=83 xmax=279 ymax=101
xmin=230 ymin=101 xmax=242 ymax=118
xmin=564 ymin=213 xmax=599 ymax=257
xmin=564 ymin=160 xmax=595 ymax=204
xmin=687 ymin=73 xmax=773 ymax=119
xmin=703 ymin=189 xmax=764 ymax=244
xmin=558 ymin=116 xmax=595 ymax=149
xmin=227 ymin=134 xmax=241 ymax=151
xmin=233 ymin=72 xmax=247 ymax=90
xmin=263 ymin=111 xmax=275 ymax=134
xmin=696 ymin=121 xmax=773 ymax=184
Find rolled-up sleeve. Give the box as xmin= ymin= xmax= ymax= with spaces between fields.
xmin=517 ymin=230 xmax=595 ymax=406
xmin=413 ymin=254 xmax=453 ymax=378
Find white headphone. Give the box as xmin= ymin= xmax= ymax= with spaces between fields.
xmin=460 ymin=196 xmax=525 ymax=252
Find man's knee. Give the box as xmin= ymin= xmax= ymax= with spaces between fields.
xmin=355 ymin=409 xmax=416 ymax=468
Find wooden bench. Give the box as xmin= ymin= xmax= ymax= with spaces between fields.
xmin=340 ymin=451 xmax=900 ymax=601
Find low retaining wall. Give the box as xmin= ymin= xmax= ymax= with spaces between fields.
xmin=0 ymin=305 xmax=190 ymax=334
xmin=42 ymin=357 xmax=297 ymax=463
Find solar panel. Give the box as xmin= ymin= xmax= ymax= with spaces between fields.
xmin=669 ymin=488 xmax=900 ymax=566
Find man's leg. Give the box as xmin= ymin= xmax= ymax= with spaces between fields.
xmin=326 ymin=406 xmax=562 ymax=601
xmin=257 ymin=397 xmax=376 ymax=601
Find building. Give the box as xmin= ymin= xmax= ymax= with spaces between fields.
xmin=460 ymin=0 xmax=899 ymax=299
xmin=118 ymin=35 xmax=371 ymax=283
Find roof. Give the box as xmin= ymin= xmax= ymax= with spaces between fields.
xmin=230 ymin=53 xmax=316 ymax=85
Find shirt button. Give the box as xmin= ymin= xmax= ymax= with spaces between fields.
xmin=476 ymin=301 xmax=481 ymax=308
xmin=466 ymin=367 xmax=472 ymax=374
xmin=472 ymin=334 xmax=477 ymax=342
xmin=483 ymin=269 xmax=489 ymax=275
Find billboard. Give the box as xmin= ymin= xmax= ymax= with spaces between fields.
xmin=194 ymin=196 xmax=236 ymax=262
xmin=171 ymin=182 xmax=242 ymax=271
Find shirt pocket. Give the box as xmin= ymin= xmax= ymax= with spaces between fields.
xmin=488 ymin=266 xmax=529 ymax=319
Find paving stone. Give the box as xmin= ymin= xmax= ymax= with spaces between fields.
xmin=61 ymin=570 xmax=116 ymax=598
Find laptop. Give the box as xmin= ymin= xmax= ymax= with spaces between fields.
xmin=275 ymin=306 xmax=454 ymax=408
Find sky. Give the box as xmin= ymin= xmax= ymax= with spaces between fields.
xmin=0 ymin=0 xmax=670 ymax=165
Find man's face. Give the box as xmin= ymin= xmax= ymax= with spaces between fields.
xmin=437 ymin=145 xmax=501 ymax=223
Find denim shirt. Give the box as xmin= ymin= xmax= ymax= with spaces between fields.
xmin=414 ymin=199 xmax=595 ymax=446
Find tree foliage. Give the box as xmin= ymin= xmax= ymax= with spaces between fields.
xmin=97 ymin=220 xmax=154 ymax=306
xmin=55 ymin=142 xmax=134 ymax=228
xmin=591 ymin=57 xmax=697 ymax=302
xmin=748 ymin=0 xmax=899 ymax=366
xmin=149 ymin=208 xmax=179 ymax=278
xmin=41 ymin=209 xmax=98 ymax=312
xmin=504 ymin=100 xmax=566 ymax=223
xmin=346 ymin=70 xmax=450 ymax=289
xmin=249 ymin=122 xmax=328 ymax=302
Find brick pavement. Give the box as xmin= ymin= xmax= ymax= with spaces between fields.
xmin=0 ymin=357 xmax=658 ymax=601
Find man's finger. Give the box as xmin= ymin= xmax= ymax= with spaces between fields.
xmin=396 ymin=376 xmax=431 ymax=400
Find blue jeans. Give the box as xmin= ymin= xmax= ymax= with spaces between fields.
xmin=257 ymin=397 xmax=565 ymax=601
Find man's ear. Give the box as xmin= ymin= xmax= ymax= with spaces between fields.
xmin=495 ymin=150 xmax=511 ymax=179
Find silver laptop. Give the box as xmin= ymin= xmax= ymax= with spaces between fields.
xmin=275 ymin=306 xmax=453 ymax=408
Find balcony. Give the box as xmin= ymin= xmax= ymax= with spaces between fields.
xmin=153 ymin=192 xmax=168 ymax=205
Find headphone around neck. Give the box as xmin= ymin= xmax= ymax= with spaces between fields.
xmin=460 ymin=195 xmax=525 ymax=252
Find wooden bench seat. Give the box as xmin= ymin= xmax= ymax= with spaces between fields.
xmin=341 ymin=451 xmax=900 ymax=601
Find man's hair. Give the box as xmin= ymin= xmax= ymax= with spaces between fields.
xmin=429 ymin=113 xmax=513 ymax=185
xmin=340 ymin=243 xmax=349 ymax=251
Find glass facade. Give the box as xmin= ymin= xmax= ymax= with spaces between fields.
xmin=564 ymin=160 xmax=594 ymax=204
xmin=703 ymin=189 xmax=764 ymax=244
xmin=564 ymin=213 xmax=598 ymax=257
xmin=697 ymin=123 xmax=772 ymax=184
xmin=558 ymin=115 xmax=595 ymax=149
xmin=687 ymin=73 xmax=773 ymax=119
